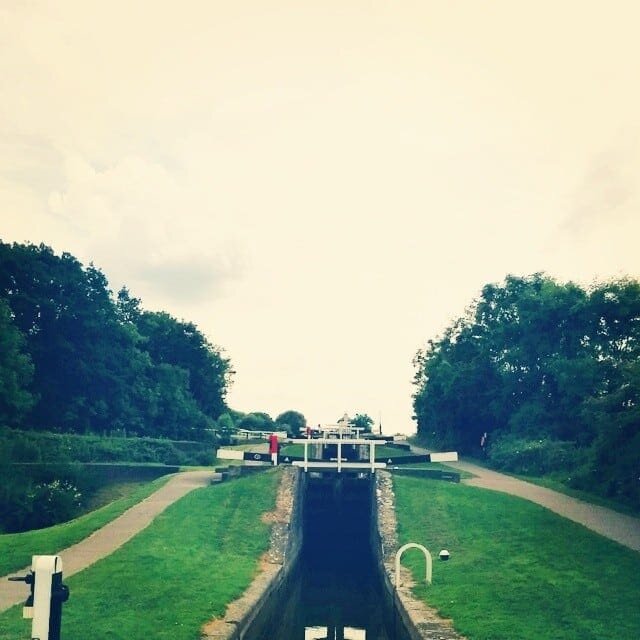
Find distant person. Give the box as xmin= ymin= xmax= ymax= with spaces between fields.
xmin=269 ymin=433 xmax=279 ymax=465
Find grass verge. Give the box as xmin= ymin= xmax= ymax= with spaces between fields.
xmin=456 ymin=456 xmax=640 ymax=517
xmin=508 ymin=473 xmax=640 ymax=518
xmin=392 ymin=461 xmax=473 ymax=479
xmin=0 ymin=470 xmax=279 ymax=640
xmin=393 ymin=475 xmax=640 ymax=640
xmin=0 ymin=475 xmax=171 ymax=576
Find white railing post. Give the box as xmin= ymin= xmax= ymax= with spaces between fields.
xmin=395 ymin=543 xmax=432 ymax=588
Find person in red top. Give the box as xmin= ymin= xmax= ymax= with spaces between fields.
xmin=269 ymin=433 xmax=279 ymax=465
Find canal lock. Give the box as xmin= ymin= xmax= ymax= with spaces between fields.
xmin=243 ymin=471 xmax=413 ymax=640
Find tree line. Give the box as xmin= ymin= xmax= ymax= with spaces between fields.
xmin=0 ymin=241 xmax=232 ymax=441
xmin=413 ymin=273 xmax=640 ymax=507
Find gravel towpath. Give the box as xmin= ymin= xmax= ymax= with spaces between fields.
xmin=0 ymin=470 xmax=215 ymax=612
xmin=447 ymin=459 xmax=640 ymax=552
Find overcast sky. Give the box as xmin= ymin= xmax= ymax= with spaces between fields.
xmin=2 ymin=1 xmax=639 ymax=434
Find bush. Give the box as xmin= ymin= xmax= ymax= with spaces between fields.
xmin=487 ymin=433 xmax=581 ymax=476
xmin=0 ymin=463 xmax=179 ymax=533
xmin=0 ymin=427 xmax=216 ymax=532
xmin=0 ymin=428 xmax=215 ymax=466
xmin=26 ymin=479 xmax=83 ymax=529
xmin=0 ymin=465 xmax=85 ymax=533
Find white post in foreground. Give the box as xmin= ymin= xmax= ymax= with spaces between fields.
xmin=9 ymin=555 xmax=69 ymax=640
xmin=395 ymin=543 xmax=432 ymax=588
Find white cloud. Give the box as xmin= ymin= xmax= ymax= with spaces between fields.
xmin=563 ymin=135 xmax=640 ymax=233
xmin=2 ymin=1 xmax=640 ymax=434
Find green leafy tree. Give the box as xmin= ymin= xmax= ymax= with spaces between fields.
xmin=413 ymin=274 xmax=594 ymax=451
xmin=0 ymin=243 xmax=140 ymax=432
xmin=238 ymin=412 xmax=273 ymax=432
xmin=215 ymin=412 xmax=235 ymax=440
xmin=351 ymin=413 xmax=374 ymax=432
xmin=116 ymin=286 xmax=142 ymax=324
xmin=275 ymin=410 xmax=306 ymax=435
xmin=0 ymin=242 xmax=233 ymax=440
xmin=413 ymin=272 xmax=640 ymax=508
xmin=0 ymin=298 xmax=35 ymax=425
xmin=136 ymin=311 xmax=232 ymax=420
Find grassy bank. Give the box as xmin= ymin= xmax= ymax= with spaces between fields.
xmin=508 ymin=472 xmax=640 ymax=518
xmin=1 ymin=427 xmax=215 ymax=466
xmin=0 ymin=475 xmax=171 ymax=575
xmin=0 ymin=470 xmax=279 ymax=639
xmin=450 ymin=454 xmax=640 ymax=517
xmin=393 ymin=476 xmax=640 ymax=640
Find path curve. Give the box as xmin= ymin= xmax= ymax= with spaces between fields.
xmin=0 ymin=470 xmax=215 ymax=612
xmin=447 ymin=459 xmax=640 ymax=552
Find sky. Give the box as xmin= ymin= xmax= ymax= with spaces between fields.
xmin=2 ymin=1 xmax=639 ymax=434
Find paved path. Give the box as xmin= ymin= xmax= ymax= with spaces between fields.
xmin=0 ymin=470 xmax=215 ymax=613
xmin=446 ymin=459 xmax=640 ymax=552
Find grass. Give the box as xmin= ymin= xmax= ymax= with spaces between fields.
xmin=508 ymin=473 xmax=640 ymax=518
xmin=393 ymin=475 xmax=640 ymax=640
xmin=453 ymin=455 xmax=640 ymax=517
xmin=0 ymin=475 xmax=171 ymax=576
xmin=82 ymin=480 xmax=150 ymax=511
xmin=391 ymin=461 xmax=474 ymax=479
xmin=0 ymin=469 xmax=279 ymax=640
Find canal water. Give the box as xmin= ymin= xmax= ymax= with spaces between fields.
xmin=245 ymin=477 xmax=408 ymax=640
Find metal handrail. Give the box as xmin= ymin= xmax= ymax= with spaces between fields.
xmin=395 ymin=543 xmax=432 ymax=588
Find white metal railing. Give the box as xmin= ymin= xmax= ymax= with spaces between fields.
xmin=395 ymin=543 xmax=432 ymax=587
xmin=233 ymin=429 xmax=288 ymax=440
xmin=290 ymin=438 xmax=387 ymax=473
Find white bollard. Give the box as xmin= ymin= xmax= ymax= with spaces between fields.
xmin=9 ymin=555 xmax=69 ymax=640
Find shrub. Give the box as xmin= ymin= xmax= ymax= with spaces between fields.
xmin=0 ymin=464 xmax=178 ymax=533
xmin=0 ymin=475 xmax=82 ymax=533
xmin=0 ymin=428 xmax=215 ymax=466
xmin=27 ymin=479 xmax=83 ymax=529
xmin=487 ymin=433 xmax=581 ymax=476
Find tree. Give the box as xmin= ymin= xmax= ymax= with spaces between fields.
xmin=0 ymin=242 xmax=140 ymax=432
xmin=0 ymin=242 xmax=233 ymax=440
xmin=275 ymin=410 xmax=306 ymax=436
xmin=238 ymin=412 xmax=273 ymax=432
xmin=116 ymin=287 xmax=142 ymax=324
xmin=136 ymin=311 xmax=232 ymax=420
xmin=351 ymin=413 xmax=374 ymax=432
xmin=0 ymin=298 xmax=35 ymax=425
xmin=412 ymin=272 xmax=640 ymax=509
xmin=413 ymin=274 xmax=595 ymax=452
xmin=216 ymin=412 xmax=235 ymax=437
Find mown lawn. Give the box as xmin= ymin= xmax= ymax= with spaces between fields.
xmin=0 ymin=470 xmax=279 ymax=640
xmin=0 ymin=475 xmax=171 ymax=576
xmin=509 ymin=473 xmax=640 ymax=518
xmin=455 ymin=455 xmax=639 ymax=517
xmin=393 ymin=476 xmax=640 ymax=640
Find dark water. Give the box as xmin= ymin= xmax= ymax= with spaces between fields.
xmin=246 ymin=477 xmax=407 ymax=640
